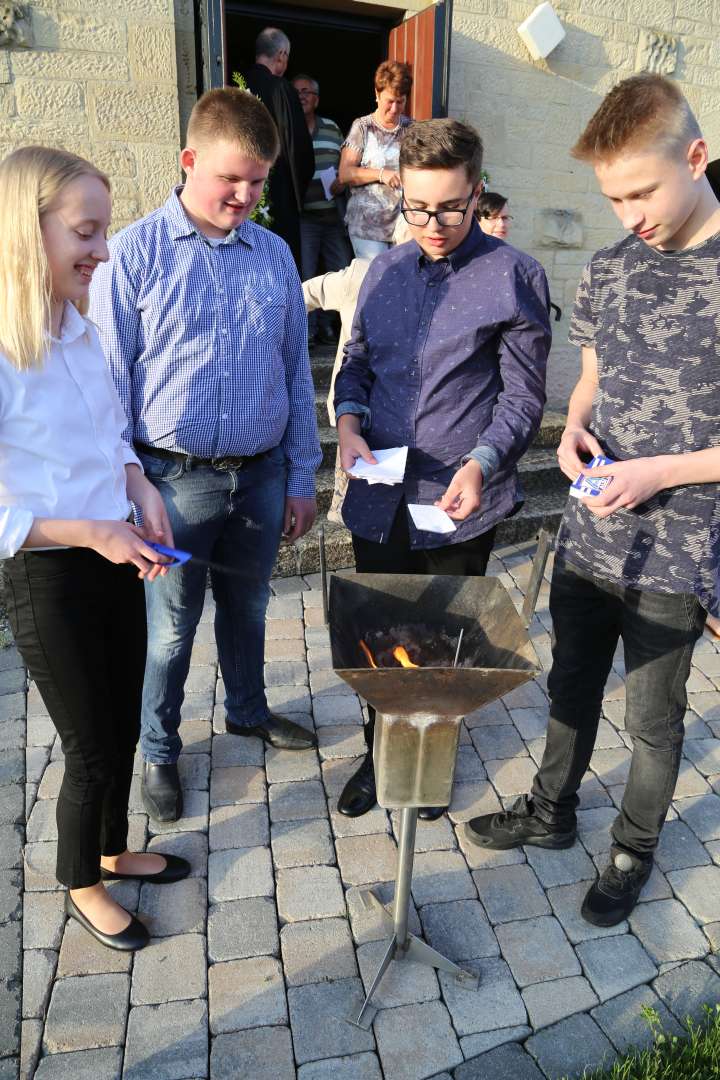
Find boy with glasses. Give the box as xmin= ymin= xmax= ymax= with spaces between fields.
xmin=332 ymin=118 xmax=551 ymax=819
xmin=477 ymin=191 xmax=513 ymax=240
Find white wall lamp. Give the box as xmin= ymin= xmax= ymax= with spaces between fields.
xmin=517 ymin=2 xmax=566 ymax=61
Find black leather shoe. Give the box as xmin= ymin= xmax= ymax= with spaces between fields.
xmin=65 ymin=891 xmax=149 ymax=951
xmin=465 ymin=794 xmax=576 ymax=851
xmin=337 ymin=752 xmax=377 ymax=817
xmin=581 ymin=847 xmax=653 ymax=927
xmin=141 ymin=762 xmax=183 ymax=823
xmin=226 ymin=713 xmax=317 ymax=750
xmin=419 ymin=806 xmax=447 ymax=821
xmin=100 ymin=852 xmax=191 ymax=884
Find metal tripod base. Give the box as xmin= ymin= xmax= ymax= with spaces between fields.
xmin=349 ymin=808 xmax=479 ymax=1029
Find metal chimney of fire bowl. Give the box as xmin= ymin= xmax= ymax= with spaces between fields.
xmin=328 ymin=573 xmax=539 ymax=1028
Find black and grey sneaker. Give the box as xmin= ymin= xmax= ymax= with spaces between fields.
xmin=581 ymin=847 xmax=652 ymax=927
xmin=464 ymin=794 xmax=577 ymax=851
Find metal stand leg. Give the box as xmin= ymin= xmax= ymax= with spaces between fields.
xmin=350 ymin=807 xmax=478 ymax=1029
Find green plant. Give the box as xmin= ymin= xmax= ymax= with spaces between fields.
xmin=230 ymin=72 xmax=273 ymax=228
xmin=561 ymin=1004 xmax=720 ymax=1080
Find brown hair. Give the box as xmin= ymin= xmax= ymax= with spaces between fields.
xmin=374 ymin=60 xmax=413 ymax=99
xmin=400 ymin=118 xmax=484 ymax=185
xmin=572 ymin=74 xmax=702 ymax=164
xmin=187 ymin=88 xmax=280 ymax=163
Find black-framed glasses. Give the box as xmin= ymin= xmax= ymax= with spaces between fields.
xmin=401 ymin=191 xmax=475 ymax=228
xmin=484 ymin=213 xmax=514 ymax=223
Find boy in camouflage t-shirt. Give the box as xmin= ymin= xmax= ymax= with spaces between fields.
xmin=466 ymin=75 xmax=720 ymax=927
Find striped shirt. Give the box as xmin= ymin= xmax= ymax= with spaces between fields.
xmin=89 ymin=188 xmax=321 ymax=499
xmin=303 ymin=115 xmax=345 ymax=214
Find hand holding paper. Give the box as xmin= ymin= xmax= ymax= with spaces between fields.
xmin=347 ymin=446 xmax=408 ymax=486
xmin=318 ymin=166 xmax=338 ymax=201
xmin=407 ymin=503 xmax=457 ymax=534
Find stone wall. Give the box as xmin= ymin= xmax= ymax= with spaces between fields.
xmin=0 ymin=0 xmax=184 ymax=233
xmin=449 ymin=0 xmax=720 ymax=404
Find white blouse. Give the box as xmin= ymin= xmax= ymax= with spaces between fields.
xmin=0 ymin=302 xmax=140 ymax=558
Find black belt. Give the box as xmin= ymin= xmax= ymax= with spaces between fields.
xmin=135 ymin=441 xmax=269 ymax=470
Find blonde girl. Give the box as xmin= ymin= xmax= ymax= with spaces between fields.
xmin=0 ymin=146 xmax=190 ymax=951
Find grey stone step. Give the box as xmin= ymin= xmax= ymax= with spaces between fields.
xmin=272 ymin=491 xmax=566 ymax=577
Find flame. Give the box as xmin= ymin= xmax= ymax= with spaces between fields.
xmin=359 ymin=640 xmax=377 ymax=668
xmin=393 ymin=645 xmax=419 ymax=668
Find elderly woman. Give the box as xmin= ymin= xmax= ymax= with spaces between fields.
xmin=339 ymin=60 xmax=413 ymax=259
xmin=476 ymin=191 xmax=513 ymax=240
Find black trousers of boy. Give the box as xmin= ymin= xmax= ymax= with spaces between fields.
xmin=531 ymin=559 xmax=705 ymax=858
xmin=352 ymin=502 xmax=496 ymax=751
xmin=4 ymin=548 xmax=146 ymax=888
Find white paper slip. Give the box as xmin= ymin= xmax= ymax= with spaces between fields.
xmin=348 ymin=446 xmax=408 ymax=486
xmin=407 ymin=503 xmax=457 ymax=534
xmin=318 ymin=166 xmax=337 ymax=201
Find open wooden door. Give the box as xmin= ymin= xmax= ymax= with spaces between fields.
xmin=388 ymin=0 xmax=452 ymax=120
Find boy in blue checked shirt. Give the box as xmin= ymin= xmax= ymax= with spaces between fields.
xmin=91 ymin=88 xmax=322 ymax=824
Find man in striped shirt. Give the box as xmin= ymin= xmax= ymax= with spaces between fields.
xmin=293 ymin=74 xmax=352 ymax=346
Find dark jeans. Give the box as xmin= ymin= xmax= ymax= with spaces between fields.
xmin=4 ymin=549 xmax=146 ymax=888
xmin=300 ymin=215 xmax=352 ymax=335
xmin=138 ymin=446 xmax=287 ymax=764
xmin=532 ymin=559 xmax=705 ymax=858
xmin=352 ymin=501 xmax=496 ymax=750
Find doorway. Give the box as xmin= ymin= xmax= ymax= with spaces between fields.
xmin=225 ymin=1 xmax=401 ymax=136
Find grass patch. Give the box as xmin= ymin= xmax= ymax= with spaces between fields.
xmin=566 ymin=1004 xmax=720 ymax=1080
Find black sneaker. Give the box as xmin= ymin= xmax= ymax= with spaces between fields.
xmin=581 ymin=847 xmax=652 ymax=927
xmin=465 ymin=794 xmax=576 ymax=850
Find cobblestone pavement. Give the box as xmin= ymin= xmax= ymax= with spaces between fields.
xmin=6 ymin=540 xmax=720 ymax=1079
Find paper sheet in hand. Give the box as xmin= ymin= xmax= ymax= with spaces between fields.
xmin=317 ymin=166 xmax=337 ymax=201
xmin=407 ymin=503 xmax=457 ymax=534
xmin=569 ymin=454 xmax=616 ymax=499
xmin=348 ymin=446 xmax=408 ymax=486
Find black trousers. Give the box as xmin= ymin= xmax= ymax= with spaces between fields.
xmin=352 ymin=502 xmax=496 ymax=751
xmin=532 ymin=560 xmax=705 ymax=858
xmin=4 ymin=548 xmax=146 ymax=888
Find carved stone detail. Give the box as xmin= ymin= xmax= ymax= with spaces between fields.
xmin=536 ymin=209 xmax=583 ymax=249
xmin=635 ymin=29 xmax=679 ymax=76
xmin=0 ymin=4 xmax=33 ymax=48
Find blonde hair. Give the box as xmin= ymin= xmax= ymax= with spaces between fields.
xmin=0 ymin=146 xmax=110 ymax=371
xmin=572 ymin=74 xmax=702 ymax=164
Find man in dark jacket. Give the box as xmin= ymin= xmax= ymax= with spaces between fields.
xmin=245 ymin=27 xmax=314 ymax=272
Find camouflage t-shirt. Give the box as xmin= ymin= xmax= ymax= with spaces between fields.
xmin=556 ymin=229 xmax=720 ymax=615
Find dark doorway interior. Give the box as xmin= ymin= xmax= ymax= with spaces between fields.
xmin=225 ymin=1 xmax=400 ymax=136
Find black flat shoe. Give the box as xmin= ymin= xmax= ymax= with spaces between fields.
xmin=141 ymin=761 xmax=183 ymax=823
xmin=337 ymin=752 xmax=377 ymax=817
xmin=100 ymin=852 xmax=191 ymax=884
xmin=65 ymin=891 xmax=149 ymax=952
xmin=418 ymin=806 xmax=446 ymax=821
xmin=226 ymin=712 xmax=317 ymax=750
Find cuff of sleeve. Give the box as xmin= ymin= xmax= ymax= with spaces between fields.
xmin=286 ymin=471 xmax=318 ymax=500
xmin=335 ymin=401 xmax=371 ymax=430
xmin=123 ymin=448 xmax=144 ymax=472
xmin=0 ymin=507 xmax=34 ymax=558
xmin=463 ymin=445 xmax=502 ymax=483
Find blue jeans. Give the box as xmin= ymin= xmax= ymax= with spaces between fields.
xmin=138 ymin=446 xmax=287 ymax=764
xmin=531 ymin=559 xmax=705 ymax=857
xmin=349 ymin=236 xmax=391 ymax=260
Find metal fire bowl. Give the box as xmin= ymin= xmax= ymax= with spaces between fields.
xmin=329 ymin=573 xmax=539 ymax=717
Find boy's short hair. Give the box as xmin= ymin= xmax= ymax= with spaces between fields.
xmin=187 ymin=88 xmax=280 ymax=163
xmin=400 ymin=118 xmax=484 ymax=186
xmin=477 ymin=191 xmax=507 ymax=218
xmin=572 ymin=74 xmax=702 ymax=164
xmin=374 ymin=60 xmax=413 ymax=98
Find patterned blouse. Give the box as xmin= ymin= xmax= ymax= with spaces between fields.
xmin=343 ymin=113 xmax=412 ymax=242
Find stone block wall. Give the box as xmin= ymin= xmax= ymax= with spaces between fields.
xmin=0 ymin=0 xmax=185 ymax=233
xmin=449 ymin=0 xmax=720 ymax=404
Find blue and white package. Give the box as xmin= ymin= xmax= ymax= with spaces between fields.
xmin=569 ymin=454 xmax=616 ymax=499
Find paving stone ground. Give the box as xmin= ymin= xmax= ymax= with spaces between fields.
xmin=8 ymin=541 xmax=720 ymax=1079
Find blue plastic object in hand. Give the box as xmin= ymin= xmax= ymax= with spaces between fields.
xmin=146 ymin=541 xmax=193 ymax=567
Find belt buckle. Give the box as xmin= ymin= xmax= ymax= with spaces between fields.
xmin=213 ymin=456 xmax=244 ymax=471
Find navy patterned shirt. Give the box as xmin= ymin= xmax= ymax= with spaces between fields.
xmin=334 ymin=222 xmax=551 ymax=547
xmin=557 ymin=230 xmax=720 ymax=614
